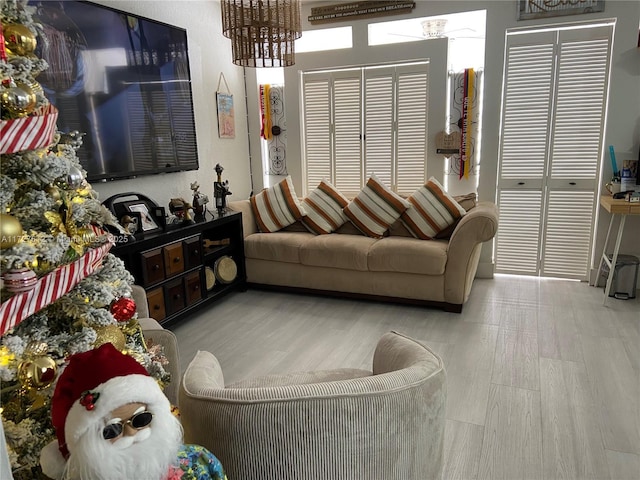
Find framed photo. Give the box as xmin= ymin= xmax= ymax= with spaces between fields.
xmin=124 ymin=201 xmax=161 ymax=233
xmin=517 ymin=0 xmax=604 ymax=21
xmin=216 ymin=92 xmax=235 ymax=139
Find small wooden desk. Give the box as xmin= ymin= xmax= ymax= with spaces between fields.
xmin=597 ymin=195 xmax=640 ymax=304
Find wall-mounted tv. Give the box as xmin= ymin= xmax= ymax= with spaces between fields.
xmin=30 ymin=0 xmax=199 ymax=182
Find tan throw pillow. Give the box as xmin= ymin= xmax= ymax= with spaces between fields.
xmin=343 ymin=174 xmax=411 ymax=238
xmin=401 ymin=177 xmax=466 ymax=240
xmin=302 ymin=180 xmax=349 ymax=234
xmin=250 ymin=176 xmax=307 ymax=232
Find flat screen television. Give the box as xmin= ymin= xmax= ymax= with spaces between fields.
xmin=29 ymin=0 xmax=199 ymax=182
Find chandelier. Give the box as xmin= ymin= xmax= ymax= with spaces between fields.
xmin=221 ymin=0 xmax=302 ymax=68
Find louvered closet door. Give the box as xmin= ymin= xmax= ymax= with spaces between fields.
xmin=364 ymin=67 xmax=395 ymax=187
xmin=496 ymin=25 xmax=612 ymax=279
xmin=302 ymin=74 xmax=331 ymax=194
xmin=332 ymin=71 xmax=362 ymax=196
xmin=395 ymin=64 xmax=428 ymax=196
xmin=364 ymin=64 xmax=429 ymax=195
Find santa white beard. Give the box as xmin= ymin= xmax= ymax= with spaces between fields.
xmin=62 ymin=407 xmax=183 ymax=480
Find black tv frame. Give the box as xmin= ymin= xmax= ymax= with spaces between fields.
xmin=31 ymin=0 xmax=199 ymax=182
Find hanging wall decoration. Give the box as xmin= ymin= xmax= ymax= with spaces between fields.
xmin=448 ymin=68 xmax=480 ymax=180
xmin=216 ymin=73 xmax=235 ymax=139
xmin=260 ymin=84 xmax=288 ymax=175
xmin=517 ymin=0 xmax=604 ymax=20
xmin=308 ymin=1 xmax=415 ymax=24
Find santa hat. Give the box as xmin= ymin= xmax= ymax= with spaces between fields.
xmin=40 ymin=343 xmax=170 ymax=479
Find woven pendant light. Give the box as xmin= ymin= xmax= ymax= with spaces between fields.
xmin=221 ymin=0 xmax=302 ymax=67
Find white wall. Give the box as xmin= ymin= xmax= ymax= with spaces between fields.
xmin=91 ymin=0 xmax=253 ymax=206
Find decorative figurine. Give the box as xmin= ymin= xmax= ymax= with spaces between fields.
xmin=190 ymin=181 xmax=209 ymax=217
xmin=120 ymin=215 xmax=138 ymax=235
xmin=39 ymin=343 xmax=228 ymax=480
xmin=214 ymin=164 xmax=231 ymax=215
xmin=169 ymin=198 xmax=195 ymax=225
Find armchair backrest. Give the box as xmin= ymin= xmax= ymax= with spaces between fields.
xmin=179 ymin=331 xmax=446 ymax=480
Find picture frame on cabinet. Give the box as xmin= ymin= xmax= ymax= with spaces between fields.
xmin=124 ymin=201 xmax=161 ymax=234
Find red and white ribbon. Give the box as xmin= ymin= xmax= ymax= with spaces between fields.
xmin=0 ymin=228 xmax=113 ymax=336
xmin=0 ymin=104 xmax=58 ymax=154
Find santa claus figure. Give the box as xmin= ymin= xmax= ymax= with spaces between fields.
xmin=40 ymin=343 xmax=227 ymax=480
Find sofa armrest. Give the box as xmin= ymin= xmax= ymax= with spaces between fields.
xmin=228 ymin=199 xmax=257 ymax=237
xmin=139 ymin=317 xmax=181 ymax=407
xmin=449 ymin=202 xmax=498 ymax=247
xmin=444 ymin=202 xmax=499 ymax=305
xmin=131 ymin=284 xmax=149 ymax=318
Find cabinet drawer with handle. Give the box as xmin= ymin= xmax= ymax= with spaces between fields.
xmin=163 ymin=241 xmax=185 ymax=278
xmin=140 ymin=248 xmax=165 ymax=286
xmin=146 ymin=287 xmax=166 ymax=321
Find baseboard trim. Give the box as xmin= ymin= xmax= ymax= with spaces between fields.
xmin=247 ymin=283 xmax=464 ymax=313
xmin=476 ymin=262 xmax=495 ymax=279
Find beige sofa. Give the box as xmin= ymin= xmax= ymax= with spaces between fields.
xmin=179 ymin=331 xmax=446 ymax=480
xmin=229 ymin=199 xmax=498 ymax=312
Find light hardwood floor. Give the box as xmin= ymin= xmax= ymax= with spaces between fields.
xmin=171 ymin=276 xmax=640 ymax=480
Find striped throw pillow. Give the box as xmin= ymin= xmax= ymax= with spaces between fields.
xmin=302 ymin=180 xmax=349 ymax=234
xmin=401 ymin=177 xmax=466 ymax=240
xmin=250 ymin=176 xmax=307 ymax=232
xmin=343 ymin=174 xmax=411 ymax=238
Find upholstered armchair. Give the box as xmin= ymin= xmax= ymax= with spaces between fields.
xmin=131 ymin=285 xmax=180 ymax=406
xmin=179 ymin=331 xmax=446 ymax=479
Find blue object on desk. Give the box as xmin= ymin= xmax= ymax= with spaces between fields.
xmin=609 ymin=145 xmax=618 ymax=177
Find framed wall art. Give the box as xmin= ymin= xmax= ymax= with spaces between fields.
xmin=216 ymin=73 xmax=235 ymax=139
xmin=517 ymin=0 xmax=604 ymax=21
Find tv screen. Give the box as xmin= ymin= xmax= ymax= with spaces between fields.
xmin=30 ymin=0 xmax=199 ymax=182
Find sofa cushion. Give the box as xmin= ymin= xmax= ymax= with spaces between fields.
xmin=300 ymin=234 xmax=378 ymax=271
xmin=401 ymin=177 xmax=466 ymax=240
xmin=250 ymin=176 xmax=307 ymax=232
xmin=368 ymin=237 xmax=448 ymax=275
xmin=302 ymin=180 xmax=349 ymax=234
xmin=245 ymin=232 xmax=314 ymax=263
xmin=343 ymin=174 xmax=411 ymax=239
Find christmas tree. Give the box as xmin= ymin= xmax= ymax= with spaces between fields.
xmin=1 ymin=2 xmax=170 ymax=478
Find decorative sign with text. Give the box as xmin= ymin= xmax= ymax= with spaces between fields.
xmin=308 ymin=1 xmax=415 ymax=24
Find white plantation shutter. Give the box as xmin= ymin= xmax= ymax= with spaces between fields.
xmin=302 ymin=62 xmax=429 ymax=197
xmin=364 ymin=68 xmax=394 ymax=187
xmin=333 ymin=74 xmax=362 ymax=196
xmin=542 ymin=191 xmax=596 ymax=278
xmin=496 ymin=24 xmax=612 ymax=279
xmin=302 ymin=77 xmax=331 ymax=193
xmin=500 ymin=34 xmax=554 ymax=182
xmin=550 ymin=33 xmax=609 ymax=180
xmin=495 ymin=190 xmax=543 ymax=275
xmin=396 ymin=65 xmax=428 ymax=195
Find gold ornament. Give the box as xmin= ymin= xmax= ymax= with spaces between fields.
xmin=0 ymin=81 xmax=36 ymax=117
xmin=45 ymin=185 xmax=62 ymax=202
xmin=3 ymin=23 xmax=37 ymax=56
xmin=75 ymin=227 xmax=97 ymax=247
xmin=0 ymin=213 xmax=23 ymax=249
xmin=17 ymin=355 xmax=58 ymax=390
xmin=28 ymin=79 xmax=44 ymax=98
xmin=93 ymin=324 xmax=127 ymax=351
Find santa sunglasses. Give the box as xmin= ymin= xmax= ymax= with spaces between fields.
xmin=102 ymin=411 xmax=154 ymax=440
